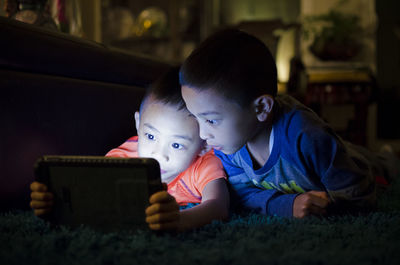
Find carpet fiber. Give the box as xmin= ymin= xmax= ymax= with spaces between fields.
xmin=1 ymin=180 xmax=400 ymax=265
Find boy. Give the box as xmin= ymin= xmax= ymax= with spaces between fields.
xmin=179 ymin=28 xmax=399 ymax=218
xmin=30 ymin=66 xmax=229 ymax=231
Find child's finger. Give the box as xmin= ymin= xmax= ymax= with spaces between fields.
xmin=311 ymin=197 xmax=330 ymax=209
xmin=33 ymin=208 xmax=51 ymax=216
xmin=31 ymin=191 xmax=54 ymax=201
xmin=146 ymin=211 xmax=179 ymax=225
xmin=30 ymin=199 xmax=53 ymax=209
xmin=305 ymin=191 xmax=330 ymax=209
xmin=146 ymin=201 xmax=179 ymax=216
xmin=309 ymin=191 xmax=331 ymax=202
xmin=30 ymin=182 xmax=48 ymax=192
xmin=308 ymin=204 xmax=328 ymax=216
xmin=149 ymin=191 xmax=175 ymax=204
xmin=148 ymin=221 xmax=179 ymax=231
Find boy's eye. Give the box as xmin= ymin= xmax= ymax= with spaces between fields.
xmin=171 ymin=143 xmax=184 ymax=149
xmin=145 ymin=133 xmax=155 ymax=140
xmin=206 ymin=119 xmax=218 ymax=125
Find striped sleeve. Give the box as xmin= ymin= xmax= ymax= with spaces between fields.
xmin=105 ymin=136 xmax=139 ymax=158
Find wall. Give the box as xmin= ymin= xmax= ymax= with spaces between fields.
xmin=220 ymin=0 xmax=300 ymax=86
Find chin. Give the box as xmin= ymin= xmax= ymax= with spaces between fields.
xmin=226 ymin=144 xmax=245 ymax=154
xmin=220 ymin=148 xmax=237 ymax=155
xmin=161 ymin=174 xmax=176 ymax=184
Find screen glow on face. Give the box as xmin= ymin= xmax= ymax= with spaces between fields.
xmin=181 ymin=85 xmax=258 ymax=155
xmin=137 ymin=101 xmax=203 ymax=183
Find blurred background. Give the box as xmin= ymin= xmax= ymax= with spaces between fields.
xmin=1 ymin=0 xmax=399 ymax=152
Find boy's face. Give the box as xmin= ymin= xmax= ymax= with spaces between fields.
xmin=135 ymin=99 xmax=204 ymax=183
xmin=181 ymin=85 xmax=259 ymax=155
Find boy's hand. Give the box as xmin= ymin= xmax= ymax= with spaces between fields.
xmin=293 ymin=191 xmax=330 ymax=218
xmin=30 ymin=181 xmax=54 ymax=216
xmin=145 ymin=190 xmax=180 ymax=231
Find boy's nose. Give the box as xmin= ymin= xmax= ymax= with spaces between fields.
xmin=199 ymin=125 xmax=213 ymax=140
xmin=151 ymin=145 xmax=169 ymax=162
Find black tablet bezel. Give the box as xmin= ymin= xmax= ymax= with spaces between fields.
xmin=34 ymin=155 xmax=162 ymax=231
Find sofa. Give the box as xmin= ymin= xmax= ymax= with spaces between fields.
xmin=0 ymin=16 xmax=170 ymax=212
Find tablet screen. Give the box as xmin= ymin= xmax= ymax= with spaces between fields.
xmin=35 ymin=156 xmax=162 ymax=232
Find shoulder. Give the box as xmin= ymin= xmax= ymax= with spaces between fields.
xmin=183 ymin=150 xmax=226 ymax=191
xmin=195 ymin=150 xmax=224 ymax=170
xmin=273 ymin=96 xmax=343 ymax=165
xmin=274 ymin=95 xmax=336 ymax=142
xmin=213 ymin=148 xmax=249 ymax=176
xmin=214 ymin=148 xmax=244 ymax=165
xmin=189 ymin=150 xmax=226 ymax=180
xmin=105 ymin=135 xmax=139 ymax=158
xmin=124 ymin=135 xmax=138 ymax=142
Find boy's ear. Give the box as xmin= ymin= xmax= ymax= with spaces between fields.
xmin=253 ymin=95 xmax=274 ymax=122
xmin=134 ymin=111 xmax=140 ymax=131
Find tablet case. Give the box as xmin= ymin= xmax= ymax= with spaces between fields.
xmin=34 ymin=156 xmax=162 ymax=232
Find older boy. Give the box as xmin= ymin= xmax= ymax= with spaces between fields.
xmin=180 ymin=28 xmax=398 ymax=218
xmin=30 ymin=66 xmax=229 ymax=231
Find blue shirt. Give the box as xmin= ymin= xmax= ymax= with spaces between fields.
xmin=215 ymin=95 xmax=376 ymax=217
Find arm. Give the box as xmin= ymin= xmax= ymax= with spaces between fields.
xmin=214 ymin=150 xmax=300 ymax=217
xmin=234 ymin=182 xmax=330 ymax=218
xmin=179 ymin=178 xmax=229 ymax=231
xmin=298 ymin=129 xmax=375 ymax=213
xmin=145 ymin=178 xmax=229 ymax=232
xmin=215 ymin=149 xmax=330 ymax=218
xmin=293 ymin=191 xmax=330 ymax=218
xmin=233 ymin=184 xmax=297 ymax=217
xmin=30 ymin=181 xmax=54 ymax=216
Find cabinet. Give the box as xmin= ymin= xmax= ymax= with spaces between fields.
xmin=305 ymin=69 xmax=374 ymax=146
xmin=100 ymin=0 xmax=215 ymax=63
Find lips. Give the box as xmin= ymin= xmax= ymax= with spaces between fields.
xmin=208 ymin=145 xmax=222 ymax=151
xmin=160 ymin=169 xmax=167 ymax=174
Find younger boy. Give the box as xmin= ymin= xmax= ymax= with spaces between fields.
xmin=180 ymin=28 xmax=399 ymax=218
xmin=30 ymin=66 xmax=229 ymax=231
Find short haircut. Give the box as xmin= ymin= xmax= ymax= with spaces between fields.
xmin=179 ymin=28 xmax=277 ymax=108
xmin=140 ymin=65 xmax=186 ymax=114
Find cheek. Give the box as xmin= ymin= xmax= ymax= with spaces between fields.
xmin=217 ymin=122 xmax=239 ymax=141
xmin=175 ymin=158 xmax=192 ymax=171
xmin=221 ymin=119 xmax=251 ymax=145
xmin=137 ymin=141 xmax=150 ymax=157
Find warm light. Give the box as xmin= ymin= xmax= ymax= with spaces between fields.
xmin=277 ymin=82 xmax=287 ymax=94
xmin=275 ymin=29 xmax=295 ymax=84
xmin=143 ymin=20 xmax=152 ymax=29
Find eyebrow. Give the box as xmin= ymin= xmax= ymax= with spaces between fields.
xmin=172 ymin=135 xmax=193 ymax=142
xmin=198 ymin=111 xmax=220 ymax=117
xmin=143 ymin=123 xmax=193 ymax=142
xmin=143 ymin=123 xmax=159 ymax=133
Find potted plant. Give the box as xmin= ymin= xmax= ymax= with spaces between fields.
xmin=302 ymin=7 xmax=363 ymax=61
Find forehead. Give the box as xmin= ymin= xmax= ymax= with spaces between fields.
xmin=140 ymin=100 xmax=199 ymax=135
xmin=181 ymin=85 xmax=242 ymax=115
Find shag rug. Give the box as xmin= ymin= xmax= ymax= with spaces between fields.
xmin=1 ymin=180 xmax=400 ymax=265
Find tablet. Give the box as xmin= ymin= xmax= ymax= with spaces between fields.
xmin=34 ymin=155 xmax=162 ymax=232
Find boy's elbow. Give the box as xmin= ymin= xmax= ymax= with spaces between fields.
xmin=202 ymin=198 xmax=229 ymax=221
xmin=215 ymin=200 xmax=230 ymax=221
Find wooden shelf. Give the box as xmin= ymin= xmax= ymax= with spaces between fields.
xmin=307 ymin=69 xmax=371 ymax=83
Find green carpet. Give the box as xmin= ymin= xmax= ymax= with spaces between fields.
xmin=1 ymin=180 xmax=400 ymax=265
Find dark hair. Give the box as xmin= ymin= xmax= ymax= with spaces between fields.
xmin=140 ymin=65 xmax=186 ymax=113
xmin=179 ymin=28 xmax=277 ymax=107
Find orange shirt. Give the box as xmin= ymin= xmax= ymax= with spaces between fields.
xmin=106 ymin=136 xmax=226 ymax=206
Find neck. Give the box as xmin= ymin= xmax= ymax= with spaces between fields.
xmin=246 ymin=123 xmax=272 ymax=168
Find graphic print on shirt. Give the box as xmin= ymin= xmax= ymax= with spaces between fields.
xmin=230 ymin=156 xmax=325 ymax=194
